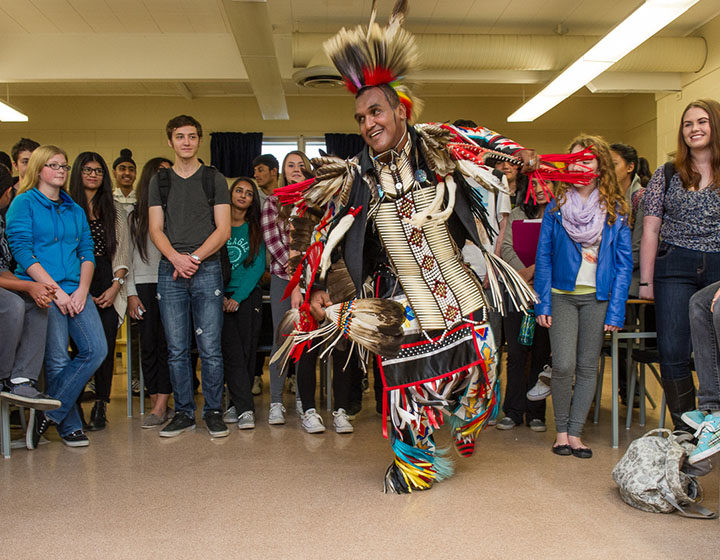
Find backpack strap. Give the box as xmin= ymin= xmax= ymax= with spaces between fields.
xmin=202 ymin=165 xmax=218 ymax=227
xmin=157 ymin=167 xmax=171 ymax=212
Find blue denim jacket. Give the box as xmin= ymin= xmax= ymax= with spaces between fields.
xmin=6 ymin=188 xmax=95 ymax=292
xmin=534 ymin=199 xmax=633 ymax=327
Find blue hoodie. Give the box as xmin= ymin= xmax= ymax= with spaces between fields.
xmin=6 ymin=188 xmax=95 ymax=292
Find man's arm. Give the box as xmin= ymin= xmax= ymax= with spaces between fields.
xmin=191 ymin=203 xmax=231 ymax=261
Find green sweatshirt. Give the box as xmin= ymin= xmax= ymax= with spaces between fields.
xmin=226 ymin=223 xmax=265 ymax=303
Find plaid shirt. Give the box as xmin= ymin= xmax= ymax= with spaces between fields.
xmin=0 ymin=214 xmax=13 ymax=273
xmin=261 ymin=195 xmax=289 ymax=279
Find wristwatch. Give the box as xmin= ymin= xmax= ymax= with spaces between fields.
xmin=112 ymin=277 xmax=125 ymax=286
xmin=190 ymin=254 xmax=201 ymax=263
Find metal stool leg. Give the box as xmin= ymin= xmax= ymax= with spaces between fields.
xmin=626 ymin=362 xmax=637 ymax=430
xmin=127 ymin=324 xmax=133 ymax=417
xmin=1 ymin=399 xmax=11 ymax=459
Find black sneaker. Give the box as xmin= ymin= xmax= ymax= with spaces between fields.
xmin=159 ymin=412 xmax=196 ymax=438
xmin=26 ymin=409 xmax=53 ymax=450
xmin=61 ymin=430 xmax=89 ymax=447
xmin=204 ymin=411 xmax=229 ymax=438
xmin=0 ymin=381 xmax=61 ymax=410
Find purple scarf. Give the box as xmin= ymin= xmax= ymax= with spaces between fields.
xmin=560 ymin=188 xmax=606 ymax=247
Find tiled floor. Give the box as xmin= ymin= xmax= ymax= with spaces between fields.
xmin=1 ymin=366 xmax=717 ymax=559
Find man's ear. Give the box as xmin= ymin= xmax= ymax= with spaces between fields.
xmin=271 ymin=168 xmax=278 ymax=179
xmin=396 ymin=102 xmax=407 ymax=121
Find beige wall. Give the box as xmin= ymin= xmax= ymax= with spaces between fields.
xmin=656 ymin=13 xmax=720 ymax=164
xmin=0 ymin=91 xmax=656 ymax=174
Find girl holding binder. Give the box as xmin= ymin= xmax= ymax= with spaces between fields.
xmin=498 ymin=179 xmax=552 ymax=432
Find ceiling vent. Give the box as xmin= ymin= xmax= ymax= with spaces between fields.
xmin=292 ymin=50 xmax=343 ymax=89
xmin=293 ymin=66 xmax=344 ymax=88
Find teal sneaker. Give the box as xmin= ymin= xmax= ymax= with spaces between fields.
xmin=688 ymin=414 xmax=720 ymax=464
xmin=681 ymin=409 xmax=707 ymax=430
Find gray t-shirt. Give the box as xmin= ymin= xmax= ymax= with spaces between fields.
xmin=148 ymin=166 xmax=230 ymax=254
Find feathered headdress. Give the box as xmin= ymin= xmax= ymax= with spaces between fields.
xmin=324 ymin=0 xmax=422 ymax=122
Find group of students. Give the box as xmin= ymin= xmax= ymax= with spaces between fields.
xmin=492 ymin=98 xmax=720 ymax=463
xmin=1 ymin=98 xmax=720 ymax=464
xmin=0 ymin=115 xmax=362 ymax=449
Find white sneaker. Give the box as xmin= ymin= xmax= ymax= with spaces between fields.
xmin=301 ymin=408 xmax=326 ymax=433
xmin=527 ymin=378 xmax=552 ymax=401
xmin=252 ymin=376 xmax=263 ymax=396
xmin=539 ymin=364 xmax=552 ymax=384
xmin=223 ymin=405 xmax=239 ymax=423
xmin=296 ymin=398 xmax=303 ymax=415
xmin=237 ymin=410 xmax=255 ymax=430
xmin=268 ymin=402 xmax=286 ymax=425
xmin=333 ymin=408 xmax=354 ymax=433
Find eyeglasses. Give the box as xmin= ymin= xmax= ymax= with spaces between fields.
xmin=81 ymin=167 xmax=104 ymax=176
xmin=44 ymin=163 xmax=71 ymax=172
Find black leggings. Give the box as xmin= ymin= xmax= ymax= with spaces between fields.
xmin=136 ymin=283 xmax=171 ymax=395
xmin=222 ymin=287 xmax=262 ymax=414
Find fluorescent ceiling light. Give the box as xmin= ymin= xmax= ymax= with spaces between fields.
xmin=0 ymin=100 xmax=28 ymax=122
xmin=507 ymin=0 xmax=700 ymax=122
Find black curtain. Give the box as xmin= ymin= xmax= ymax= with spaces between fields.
xmin=324 ymin=133 xmax=365 ymax=160
xmin=210 ymin=132 xmax=263 ymax=178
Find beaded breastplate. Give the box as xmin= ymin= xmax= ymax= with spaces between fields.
xmin=371 ymin=146 xmax=485 ymax=332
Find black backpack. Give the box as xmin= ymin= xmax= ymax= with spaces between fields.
xmin=157 ymin=165 xmax=231 ymax=287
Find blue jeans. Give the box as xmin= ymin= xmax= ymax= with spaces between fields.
xmin=689 ymin=281 xmax=720 ymax=411
xmin=654 ymin=243 xmax=720 ymax=380
xmin=44 ymin=296 xmax=107 ymax=437
xmin=157 ymin=258 xmax=224 ymax=416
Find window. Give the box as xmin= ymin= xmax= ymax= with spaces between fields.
xmin=261 ymin=137 xmax=327 ymax=164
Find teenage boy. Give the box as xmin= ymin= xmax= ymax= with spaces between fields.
xmin=252 ymin=154 xmax=279 ymax=205
xmin=148 ymin=115 xmax=231 ymax=438
xmin=0 ymin=164 xmax=61 ymax=411
xmin=11 ymin=138 xmax=39 ymax=185
xmin=112 ymin=149 xmax=138 ymax=219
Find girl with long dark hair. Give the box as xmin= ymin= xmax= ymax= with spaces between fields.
xmin=68 ymin=152 xmax=129 ymax=431
xmin=222 ymin=177 xmax=266 ymax=429
xmin=127 ymin=157 xmax=173 ymax=428
xmin=497 ymin=179 xmax=553 ymax=432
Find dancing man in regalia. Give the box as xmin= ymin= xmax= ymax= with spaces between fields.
xmin=274 ymin=1 xmax=558 ymax=493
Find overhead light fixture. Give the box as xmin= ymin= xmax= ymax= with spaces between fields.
xmin=0 ymin=100 xmax=28 ymax=122
xmin=507 ymin=0 xmax=700 ymax=122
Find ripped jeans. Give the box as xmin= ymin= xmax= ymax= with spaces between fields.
xmin=158 ymin=258 xmax=224 ymax=416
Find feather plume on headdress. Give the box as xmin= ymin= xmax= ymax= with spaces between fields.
xmin=324 ymin=0 xmax=422 ymax=122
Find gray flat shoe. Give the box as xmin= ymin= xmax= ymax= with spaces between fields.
xmin=142 ymin=413 xmax=166 ymax=429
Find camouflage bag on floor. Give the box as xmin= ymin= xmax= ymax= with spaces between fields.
xmin=612 ymin=428 xmax=716 ymax=519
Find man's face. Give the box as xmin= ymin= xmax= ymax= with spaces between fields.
xmin=354 ymin=87 xmax=407 ymax=153
xmin=168 ymin=125 xmax=200 ymax=160
xmin=113 ymin=162 xmax=136 ymax=189
xmin=253 ymin=164 xmax=277 ymax=189
xmin=13 ymin=150 xmax=33 ymax=179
